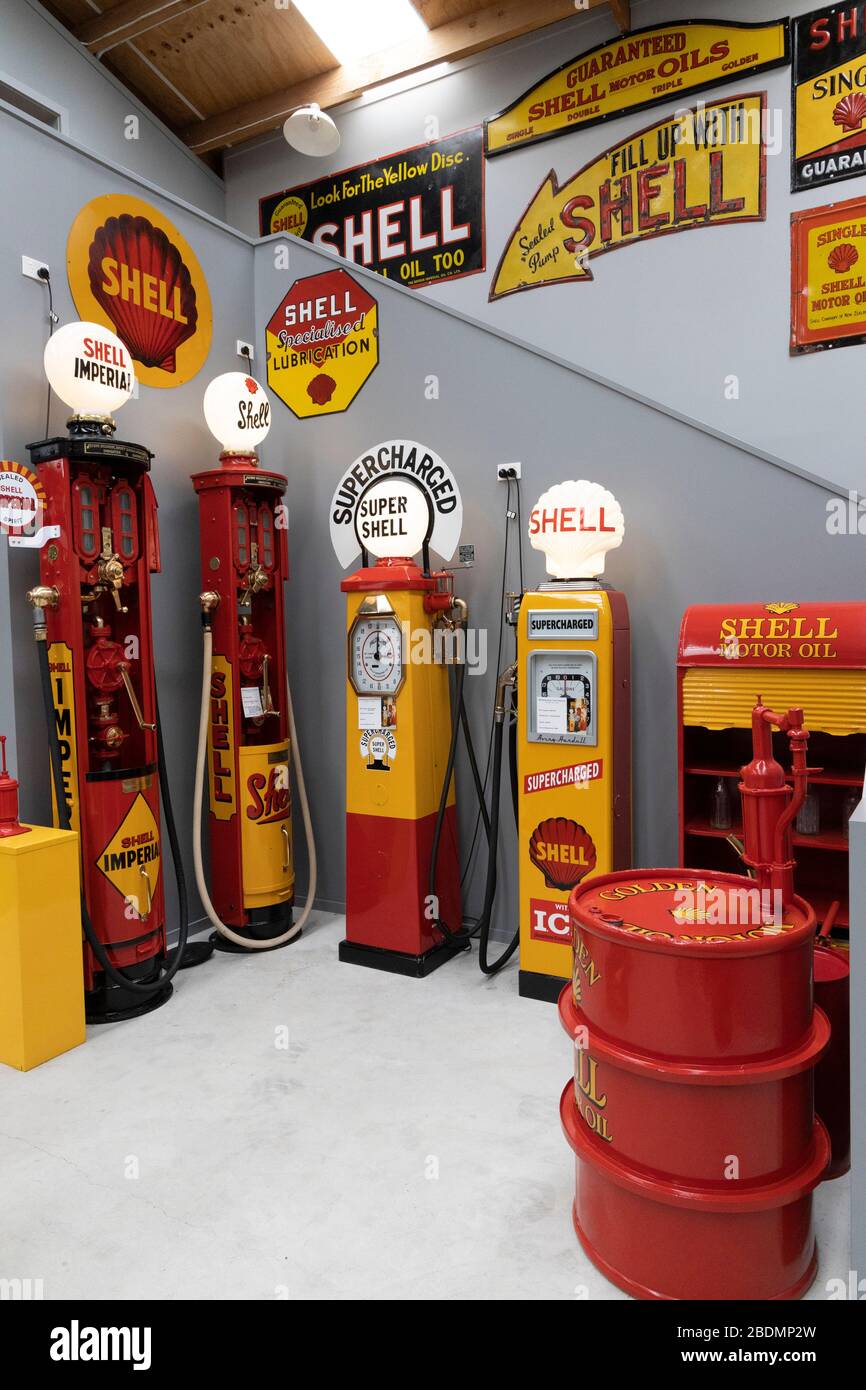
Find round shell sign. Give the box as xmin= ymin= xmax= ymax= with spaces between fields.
xmin=67 ymin=193 xmax=213 ymax=389
xmin=266 ymin=269 xmax=378 ymax=419
xmin=0 ymin=461 xmax=44 ymax=533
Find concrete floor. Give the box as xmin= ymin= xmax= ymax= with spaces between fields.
xmin=0 ymin=913 xmax=851 ymax=1301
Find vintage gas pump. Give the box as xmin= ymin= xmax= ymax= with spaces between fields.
xmin=191 ymin=373 xmax=316 ymax=951
xmin=25 ymin=320 xmax=190 ymax=1022
xmin=512 ymin=481 xmax=631 ymax=1000
xmin=331 ymin=442 xmax=466 ymax=976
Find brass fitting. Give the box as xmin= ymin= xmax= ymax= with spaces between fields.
xmin=494 ymin=662 xmax=517 ymax=723
xmin=200 ymin=591 xmax=221 ymax=615
xmin=27 ymin=585 xmax=59 ymax=611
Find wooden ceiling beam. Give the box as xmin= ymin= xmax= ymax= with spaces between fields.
xmin=607 ymin=1 xmax=631 ymax=33
xmin=76 ymin=0 xmax=211 ymax=53
xmin=181 ymin=0 xmax=611 ymax=153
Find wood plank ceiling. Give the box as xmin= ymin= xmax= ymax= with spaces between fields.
xmin=42 ymin=0 xmax=630 ymax=162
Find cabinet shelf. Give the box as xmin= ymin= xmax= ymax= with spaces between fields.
xmin=684 ymin=764 xmax=863 ymax=789
xmin=684 ymin=818 xmax=850 ymax=853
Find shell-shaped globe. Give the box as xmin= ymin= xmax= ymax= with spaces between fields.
xmin=528 ymin=480 xmax=624 ymax=579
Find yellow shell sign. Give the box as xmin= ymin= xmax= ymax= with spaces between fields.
xmin=490 ymin=94 xmax=766 ymax=302
xmin=96 ymin=792 xmax=161 ymax=909
xmin=67 ymin=194 xmax=213 ymax=388
xmin=266 ymin=268 xmax=378 ymax=419
xmin=484 ymin=19 xmax=788 ymax=157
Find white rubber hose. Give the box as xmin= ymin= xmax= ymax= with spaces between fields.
xmin=193 ymin=624 xmax=317 ymax=950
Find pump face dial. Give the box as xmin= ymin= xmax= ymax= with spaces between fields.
xmin=527 ymin=650 xmax=597 ymax=746
xmin=349 ymin=615 xmax=404 ymax=696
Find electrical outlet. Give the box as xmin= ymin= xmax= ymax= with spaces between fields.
xmin=22 ymin=255 xmax=50 ymax=282
xmin=497 ymin=462 xmax=521 ymax=481
xmin=237 ymin=339 xmax=254 ymax=362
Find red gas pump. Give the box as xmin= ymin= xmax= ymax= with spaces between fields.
xmin=191 ymin=373 xmax=316 ymax=952
xmin=27 ymin=320 xmax=190 ymax=1022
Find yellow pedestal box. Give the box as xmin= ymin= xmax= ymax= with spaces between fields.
xmin=0 ymin=825 xmax=86 ymax=1071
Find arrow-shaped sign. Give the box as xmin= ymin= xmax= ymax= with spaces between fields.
xmin=489 ymin=93 xmax=766 ymax=301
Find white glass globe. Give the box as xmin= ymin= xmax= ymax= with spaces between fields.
xmin=528 ymin=480 xmax=624 ymax=579
xmin=356 ymin=478 xmax=430 ymax=559
xmin=203 ymin=373 xmax=272 ymax=453
xmin=44 ymin=321 xmax=135 ymax=417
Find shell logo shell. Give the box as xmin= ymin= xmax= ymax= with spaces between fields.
xmin=529 ymin=817 xmax=597 ymax=891
xmin=765 ymin=602 xmax=799 ymax=616
xmin=67 ymin=195 xmax=212 ymax=389
xmin=828 ymin=242 xmax=859 ymax=274
xmin=832 ymin=92 xmax=866 ymax=134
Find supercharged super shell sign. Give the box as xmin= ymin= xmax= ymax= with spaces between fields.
xmin=67 ymin=194 xmax=213 ymax=388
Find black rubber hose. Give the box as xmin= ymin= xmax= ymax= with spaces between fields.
xmin=427 ymin=661 xmax=471 ymax=947
xmin=460 ymin=698 xmax=490 ymax=840
xmin=477 ymin=702 xmax=520 ymax=976
xmin=154 ymin=691 xmax=192 ymax=971
xmin=38 ymin=634 xmax=186 ymax=994
xmin=508 ymin=699 xmax=519 ymax=831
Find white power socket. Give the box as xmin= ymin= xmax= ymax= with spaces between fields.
xmin=237 ymin=339 xmax=254 ymax=361
xmin=497 ymin=462 xmax=522 ymax=481
xmin=22 ymin=255 xmax=50 ymax=282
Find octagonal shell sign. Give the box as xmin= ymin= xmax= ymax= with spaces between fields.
xmin=267 ymin=269 xmax=378 ymax=419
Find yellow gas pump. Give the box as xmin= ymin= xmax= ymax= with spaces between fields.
xmin=329 ymin=442 xmax=466 ymax=976
xmin=516 ymin=481 xmax=631 ymax=1000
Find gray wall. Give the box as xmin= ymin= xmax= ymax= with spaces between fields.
xmin=254 ymin=229 xmax=866 ymax=943
xmin=225 ymin=0 xmax=866 ymax=492
xmin=1 ymin=0 xmax=224 ymax=219
xmin=0 ymin=102 xmax=253 ymax=931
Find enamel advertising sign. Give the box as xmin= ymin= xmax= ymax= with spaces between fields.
xmin=791 ymin=195 xmax=866 ymax=352
xmin=490 ymin=93 xmax=766 ymax=302
xmin=484 ymin=19 xmax=788 ymax=157
xmin=67 ymin=194 xmax=212 ymax=389
xmin=259 ymin=128 xmax=484 ymax=289
xmin=792 ymin=4 xmax=866 ymax=191
xmin=266 ymin=269 xmax=378 ymax=418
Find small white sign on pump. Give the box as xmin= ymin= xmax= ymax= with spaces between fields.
xmin=528 ymin=480 xmax=624 ymax=579
xmin=329 ymin=440 xmax=462 ymax=569
xmin=44 ymin=320 xmax=135 ymax=418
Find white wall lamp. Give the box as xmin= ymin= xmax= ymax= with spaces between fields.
xmin=283 ymin=104 xmax=341 ymax=156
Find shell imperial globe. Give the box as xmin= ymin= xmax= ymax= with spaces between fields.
xmin=43 ymin=321 xmax=135 ymax=424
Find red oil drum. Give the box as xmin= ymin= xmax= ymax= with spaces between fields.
xmin=572 ymin=871 xmax=816 ymax=1060
xmin=813 ymin=944 xmax=850 ymax=1178
xmin=561 ymin=1085 xmax=830 ymax=1301
xmin=565 ymin=868 xmax=829 ymax=1300
xmin=560 ymin=987 xmax=830 ymax=1184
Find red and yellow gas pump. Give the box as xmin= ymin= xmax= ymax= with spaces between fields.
xmin=26 ymin=320 xmax=191 ymax=1021
xmin=330 ymin=443 xmax=466 ymax=976
xmin=513 ymin=482 xmax=631 ymax=1000
xmin=192 ymin=373 xmax=316 ymax=951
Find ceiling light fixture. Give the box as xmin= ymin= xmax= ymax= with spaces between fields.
xmin=292 ymin=0 xmax=427 ymax=66
xmin=283 ymin=103 xmax=341 ymax=156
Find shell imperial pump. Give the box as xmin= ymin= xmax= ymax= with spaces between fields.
xmin=26 ymin=320 xmax=192 ymax=1022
